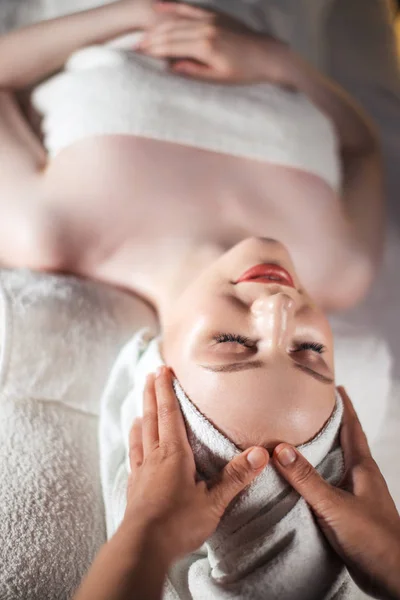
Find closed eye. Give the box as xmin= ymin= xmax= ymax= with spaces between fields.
xmin=213 ymin=332 xmax=255 ymax=349
xmin=291 ymin=342 xmax=325 ymax=354
xmin=213 ymin=336 xmax=326 ymax=354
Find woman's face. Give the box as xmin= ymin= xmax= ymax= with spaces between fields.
xmin=162 ymin=238 xmax=335 ymax=449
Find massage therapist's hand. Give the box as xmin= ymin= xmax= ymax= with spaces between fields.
xmin=74 ymin=367 xmax=268 ymax=600
xmin=136 ymin=2 xmax=287 ymax=83
xmin=273 ymin=387 xmax=400 ymax=600
xmin=124 ymin=366 xmax=269 ymax=563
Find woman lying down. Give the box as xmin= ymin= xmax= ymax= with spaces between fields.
xmin=0 ymin=0 xmax=386 ymax=598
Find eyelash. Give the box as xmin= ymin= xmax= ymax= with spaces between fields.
xmin=214 ymin=333 xmax=254 ymax=348
xmin=292 ymin=342 xmax=325 ymax=354
xmin=214 ymin=334 xmax=325 ymax=354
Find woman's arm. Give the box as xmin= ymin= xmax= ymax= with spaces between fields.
xmin=0 ymin=0 xmax=153 ymax=90
xmin=0 ymin=1 xmax=155 ymax=269
xmin=279 ymin=50 xmax=385 ymax=271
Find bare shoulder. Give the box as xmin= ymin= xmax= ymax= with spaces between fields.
xmin=273 ymin=172 xmax=378 ymax=311
xmin=295 ymin=189 xmax=377 ymax=311
xmin=0 ymin=89 xmax=46 ymax=178
xmin=0 ymin=89 xmax=71 ymax=272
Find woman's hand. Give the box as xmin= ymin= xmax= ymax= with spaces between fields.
xmin=273 ymin=387 xmax=400 ymax=600
xmin=116 ymin=0 xmax=157 ymax=30
xmin=137 ymin=2 xmax=288 ymax=84
xmin=123 ymin=366 xmax=269 ymax=563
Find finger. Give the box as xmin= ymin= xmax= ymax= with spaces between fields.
xmin=155 ymin=2 xmax=212 ymax=19
xmin=338 ymin=386 xmax=372 ymax=468
xmin=155 ymin=367 xmax=191 ymax=449
xmin=144 ymin=18 xmax=200 ymax=38
xmin=273 ymin=443 xmax=340 ymax=519
xmin=140 ymin=26 xmax=206 ymax=50
xmin=142 ymin=373 xmax=159 ymax=454
xmin=210 ymin=447 xmax=269 ymax=512
xmin=128 ymin=417 xmax=144 ymax=474
xmin=172 ymin=59 xmax=215 ymax=80
xmin=140 ymin=37 xmax=211 ymax=64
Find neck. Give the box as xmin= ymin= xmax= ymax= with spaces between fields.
xmin=127 ymin=237 xmax=228 ymax=323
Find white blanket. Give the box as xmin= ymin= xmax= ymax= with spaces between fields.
xmin=0 ymin=270 xmax=155 ymax=599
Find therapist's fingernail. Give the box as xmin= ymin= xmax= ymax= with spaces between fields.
xmin=337 ymin=385 xmax=348 ymax=397
xmin=156 ymin=366 xmax=165 ymax=377
xmin=276 ymin=446 xmax=297 ymax=467
xmin=246 ymin=448 xmax=268 ymax=470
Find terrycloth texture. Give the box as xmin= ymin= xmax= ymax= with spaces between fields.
xmin=32 ymin=33 xmax=341 ymax=191
xmin=100 ymin=329 xmax=360 ymax=599
xmin=0 ymin=269 xmax=155 ymax=600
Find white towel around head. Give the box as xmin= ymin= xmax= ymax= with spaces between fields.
xmin=100 ymin=329 xmax=362 ymax=599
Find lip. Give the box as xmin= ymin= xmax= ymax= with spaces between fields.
xmin=236 ymin=263 xmax=295 ymax=288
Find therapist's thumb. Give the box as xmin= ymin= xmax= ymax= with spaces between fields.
xmin=211 ymin=447 xmax=269 ymax=512
xmin=273 ymin=444 xmax=339 ymax=519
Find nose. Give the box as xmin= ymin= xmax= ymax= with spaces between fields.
xmin=251 ymin=292 xmax=296 ymax=350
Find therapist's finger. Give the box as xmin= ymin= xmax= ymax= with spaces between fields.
xmin=210 ymin=447 xmax=269 ymax=513
xmin=142 ymin=373 xmax=159 ymax=454
xmin=129 ymin=417 xmax=144 ymax=474
xmin=337 ymin=387 xmax=372 ymax=468
xmin=273 ymin=444 xmax=342 ymax=520
xmin=155 ymin=367 xmax=191 ymax=449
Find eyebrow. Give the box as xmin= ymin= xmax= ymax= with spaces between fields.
xmin=201 ymin=360 xmax=334 ymax=384
xmin=201 ymin=360 xmax=264 ymax=373
xmin=293 ymin=362 xmax=334 ymax=384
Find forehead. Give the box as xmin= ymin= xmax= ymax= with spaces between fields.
xmin=175 ymin=362 xmax=336 ymax=448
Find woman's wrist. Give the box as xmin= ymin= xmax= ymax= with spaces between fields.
xmin=114 ymin=0 xmax=154 ymax=31
xmin=253 ymin=38 xmax=300 ymax=90
xmin=0 ymin=1 xmax=153 ymax=89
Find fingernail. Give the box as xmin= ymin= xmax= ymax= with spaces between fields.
xmin=246 ymin=448 xmax=267 ymax=470
xmin=156 ymin=366 xmax=165 ymax=378
xmin=276 ymin=446 xmax=297 ymax=467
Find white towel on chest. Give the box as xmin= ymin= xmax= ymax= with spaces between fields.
xmin=32 ymin=31 xmax=340 ymax=191
xmin=100 ymin=329 xmax=363 ymax=599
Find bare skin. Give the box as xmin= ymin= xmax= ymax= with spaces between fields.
xmin=0 ymin=5 xmax=393 ymax=597
xmin=74 ymin=374 xmax=400 ymax=600
xmin=0 ymin=0 xmax=384 ymax=313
